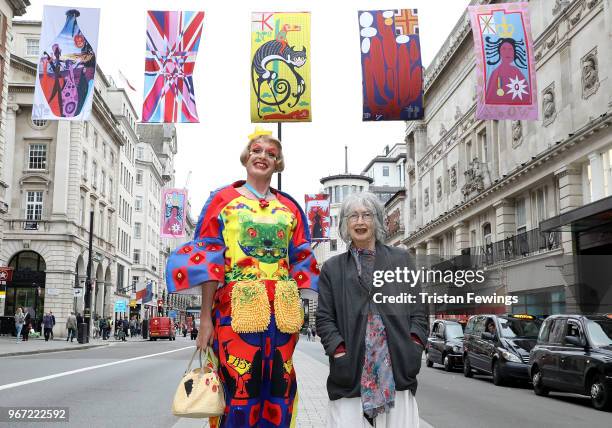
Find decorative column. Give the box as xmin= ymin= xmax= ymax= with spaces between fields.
xmin=555 ymin=164 xmax=583 ymax=313
xmin=493 ymin=199 xmax=516 ymax=241
xmin=52 ymin=121 xmax=71 ymax=220
xmin=453 ymin=222 xmax=470 ymax=253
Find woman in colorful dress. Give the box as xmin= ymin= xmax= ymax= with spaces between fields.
xmin=316 ymin=192 xmax=427 ymax=427
xmin=166 ymin=128 xmax=319 ymax=428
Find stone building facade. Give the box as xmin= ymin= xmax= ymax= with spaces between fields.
xmin=403 ymin=0 xmax=612 ymax=318
xmin=0 ymin=20 xmax=128 ymax=335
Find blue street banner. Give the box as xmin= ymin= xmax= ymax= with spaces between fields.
xmin=114 ymin=300 xmax=127 ymax=312
xmin=168 ymin=310 xmax=177 ymax=319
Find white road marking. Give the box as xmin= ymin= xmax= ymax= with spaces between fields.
xmin=0 ymin=346 xmax=195 ymax=391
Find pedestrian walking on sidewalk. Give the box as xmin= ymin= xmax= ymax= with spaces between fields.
xmin=307 ymin=326 xmax=312 ymax=341
xmin=43 ymin=312 xmax=53 ymax=341
xmin=14 ymin=307 xmax=25 ymax=343
xmin=316 ymin=193 xmax=428 ymax=428
xmin=22 ymin=309 xmax=31 ymax=341
xmin=166 ymin=128 xmax=320 ymax=428
xmin=66 ymin=312 xmax=77 ymax=342
xmin=50 ymin=311 xmax=56 ymax=339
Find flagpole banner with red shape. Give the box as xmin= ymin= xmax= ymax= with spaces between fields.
xmin=305 ymin=194 xmax=331 ymax=241
xmin=358 ymin=9 xmax=424 ymax=121
xmin=250 ymin=12 xmax=311 ymax=122
xmin=142 ymin=11 xmax=204 ymax=123
xmin=160 ymin=188 xmax=188 ymax=238
xmin=33 ymin=6 xmax=100 ymax=121
xmin=468 ymin=2 xmax=538 ymax=120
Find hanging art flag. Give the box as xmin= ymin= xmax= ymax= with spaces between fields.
xmin=142 ymin=11 xmax=204 ymax=123
xmin=160 ymin=188 xmax=188 ymax=238
xmin=358 ymin=9 xmax=423 ymax=121
xmin=304 ymin=194 xmax=331 ymax=241
xmin=250 ymin=12 xmax=311 ymax=122
xmin=468 ymin=2 xmax=538 ymax=120
xmin=33 ymin=6 xmax=100 ymax=121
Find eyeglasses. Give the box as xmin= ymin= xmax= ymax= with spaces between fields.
xmin=250 ymin=147 xmax=278 ymax=161
xmin=346 ymin=212 xmax=374 ymax=223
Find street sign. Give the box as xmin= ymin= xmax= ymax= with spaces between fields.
xmin=114 ymin=300 xmax=127 ymax=312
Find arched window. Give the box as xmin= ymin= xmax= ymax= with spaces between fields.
xmin=9 ymin=251 xmax=46 ymax=272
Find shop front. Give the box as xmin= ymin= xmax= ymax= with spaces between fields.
xmin=1 ymin=251 xmax=46 ymax=334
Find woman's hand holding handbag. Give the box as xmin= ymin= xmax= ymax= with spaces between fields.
xmin=172 ymin=347 xmax=225 ymax=418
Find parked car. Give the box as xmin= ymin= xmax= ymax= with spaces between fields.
xmin=149 ymin=316 xmax=176 ymax=341
xmin=463 ymin=314 xmax=542 ymax=386
xmin=529 ymin=314 xmax=612 ymax=411
xmin=426 ymin=319 xmax=464 ymax=371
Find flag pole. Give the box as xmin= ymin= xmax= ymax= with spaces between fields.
xmin=277 ymin=122 xmax=282 ymax=191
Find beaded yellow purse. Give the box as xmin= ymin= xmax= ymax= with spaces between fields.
xmin=230 ymin=281 xmax=271 ymax=333
xmin=274 ymin=280 xmax=303 ymax=333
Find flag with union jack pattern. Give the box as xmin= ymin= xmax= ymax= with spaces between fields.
xmin=142 ymin=11 xmax=204 ymax=123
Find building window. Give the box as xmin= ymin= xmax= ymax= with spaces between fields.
xmin=103 ymin=141 xmax=107 ymax=160
xmin=101 ymin=170 xmax=106 ymax=195
xmin=383 ymin=166 xmax=390 ymax=177
xmin=136 ymin=169 xmax=143 ymax=185
xmin=107 ymin=213 xmax=112 ymax=241
xmin=31 ymin=118 xmax=48 ymax=129
xmin=137 ymin=146 xmax=144 ymax=160
xmin=604 ymin=148 xmax=612 ymax=197
xmin=330 ymin=239 xmax=337 ymax=252
xmin=82 ymin=151 xmax=88 ymax=178
xmin=532 ymin=188 xmax=547 ymax=227
xmin=28 ymin=144 xmax=47 ymax=170
xmin=516 ymin=198 xmax=527 ymax=234
xmin=94 ymin=131 xmax=98 ymax=149
xmin=479 ymin=130 xmax=489 ymax=163
xmin=26 ymin=38 xmax=39 ymax=56
xmin=79 ymin=195 xmax=85 ymax=226
xmin=134 ymin=222 xmax=142 ymax=239
xmin=92 ymin=160 xmax=98 ymax=188
xmin=108 ymin=177 xmax=113 ymax=201
xmin=110 ymin=151 xmax=115 ymax=166
xmin=135 ymin=196 xmax=142 ymax=212
xmin=133 ymin=249 xmax=141 ymax=264
xmin=26 ymin=191 xmax=43 ymax=220
xmin=99 ymin=208 xmax=104 ymax=237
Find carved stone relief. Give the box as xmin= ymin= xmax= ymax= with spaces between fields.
xmin=542 ymin=83 xmax=557 ymax=127
xmin=461 ymin=157 xmax=485 ymax=199
xmin=511 ymin=120 xmax=523 ymax=148
xmin=436 ymin=178 xmax=442 ymax=201
xmin=424 ymin=188 xmax=430 ymax=208
xmin=582 ymin=48 xmax=599 ymax=99
xmin=553 ymin=0 xmax=570 ymax=15
xmin=449 ymin=165 xmax=457 ymax=190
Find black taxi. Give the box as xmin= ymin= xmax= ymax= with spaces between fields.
xmin=463 ymin=314 xmax=542 ymax=386
xmin=529 ymin=314 xmax=612 ymax=411
xmin=425 ymin=319 xmax=464 ymax=371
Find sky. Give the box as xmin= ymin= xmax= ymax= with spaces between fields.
xmin=20 ymin=0 xmax=471 ymax=213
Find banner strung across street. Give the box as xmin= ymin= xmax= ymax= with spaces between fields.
xmin=304 ymin=194 xmax=331 ymax=241
xmin=33 ymin=6 xmax=99 ymax=121
xmin=468 ymin=2 xmax=538 ymax=120
xmin=142 ymin=10 xmax=204 ymax=123
xmin=160 ymin=188 xmax=188 ymax=238
xmin=358 ymin=9 xmax=424 ymax=121
xmin=250 ymin=12 xmax=311 ymax=122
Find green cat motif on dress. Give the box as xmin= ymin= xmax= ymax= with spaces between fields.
xmin=237 ymin=214 xmax=289 ymax=264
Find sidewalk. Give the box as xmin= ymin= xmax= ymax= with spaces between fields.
xmin=0 ymin=335 xmax=109 ymax=357
xmin=175 ymin=339 xmax=434 ymax=427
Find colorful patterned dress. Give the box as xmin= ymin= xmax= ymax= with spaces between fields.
xmin=166 ymin=181 xmax=319 ymax=428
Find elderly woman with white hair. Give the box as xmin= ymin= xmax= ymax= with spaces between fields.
xmin=316 ymin=192 xmax=427 ymax=427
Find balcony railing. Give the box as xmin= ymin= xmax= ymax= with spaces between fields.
xmin=434 ymin=227 xmax=561 ymax=270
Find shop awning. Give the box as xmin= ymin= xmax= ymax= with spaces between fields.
xmin=540 ymin=195 xmax=612 ymax=232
